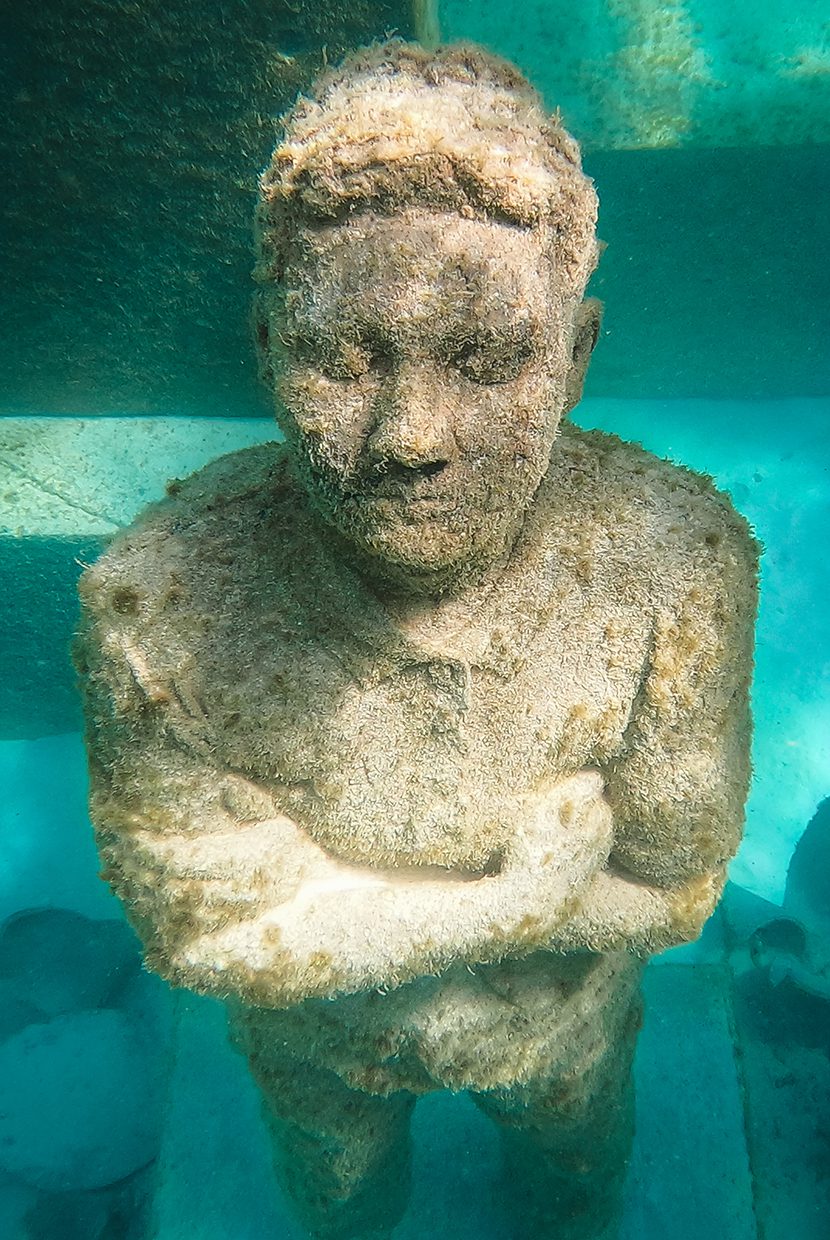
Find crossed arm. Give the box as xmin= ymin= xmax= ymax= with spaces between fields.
xmin=78 ymin=529 xmax=756 ymax=1008
xmin=82 ymin=625 xmax=614 ymax=1006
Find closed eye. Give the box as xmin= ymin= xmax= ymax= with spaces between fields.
xmin=290 ymin=330 xmax=395 ymax=382
xmin=446 ymin=333 xmax=536 ymax=385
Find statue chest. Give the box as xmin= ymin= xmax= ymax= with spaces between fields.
xmin=205 ymin=605 xmax=649 ymax=870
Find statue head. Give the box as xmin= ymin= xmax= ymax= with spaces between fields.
xmin=254 ymin=41 xmax=601 ymax=595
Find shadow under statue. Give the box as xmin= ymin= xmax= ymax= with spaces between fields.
xmin=75 ymin=42 xmax=759 ymax=1240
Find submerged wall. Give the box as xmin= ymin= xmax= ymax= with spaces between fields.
xmin=1 ymin=1 xmax=828 ymax=415
xmin=441 ymin=0 xmax=830 ymax=151
xmin=0 ymin=0 xmax=424 ymax=420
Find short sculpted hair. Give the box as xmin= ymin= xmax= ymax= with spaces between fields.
xmin=255 ymin=40 xmax=600 ymax=301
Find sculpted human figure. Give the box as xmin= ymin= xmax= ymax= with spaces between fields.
xmin=76 ymin=42 xmax=759 ymax=1240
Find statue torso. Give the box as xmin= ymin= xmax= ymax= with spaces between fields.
xmin=111 ymin=426 xmax=678 ymax=871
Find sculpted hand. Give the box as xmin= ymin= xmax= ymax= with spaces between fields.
xmin=484 ymin=769 xmax=614 ymax=946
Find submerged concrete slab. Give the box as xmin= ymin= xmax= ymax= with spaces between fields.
xmin=0 ymin=417 xmax=275 ymax=737
xmin=442 ymin=0 xmax=830 ymax=151
xmin=0 ymin=417 xmax=276 ymax=539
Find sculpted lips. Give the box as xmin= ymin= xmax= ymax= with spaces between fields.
xmin=345 ymin=461 xmax=458 ymax=511
xmin=362 ymin=497 xmax=458 ymax=526
xmin=349 ymin=492 xmax=459 ymax=526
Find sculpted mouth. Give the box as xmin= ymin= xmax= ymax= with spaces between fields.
xmin=360 ymin=493 xmax=457 ymax=517
xmin=362 ymin=486 xmax=449 ymax=503
xmin=336 ymin=488 xmax=462 ymax=529
xmin=314 ymin=460 xmax=473 ymax=522
xmin=354 ymin=459 xmax=451 ymax=500
xmin=348 ymin=474 xmax=456 ymax=507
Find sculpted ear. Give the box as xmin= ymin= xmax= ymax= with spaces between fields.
xmin=563 ymin=298 xmax=603 ymax=414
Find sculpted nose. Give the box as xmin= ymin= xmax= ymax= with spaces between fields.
xmin=367 ymin=363 xmax=454 ymax=474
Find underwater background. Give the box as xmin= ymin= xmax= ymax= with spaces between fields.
xmin=1 ymin=1 xmax=828 ymax=1237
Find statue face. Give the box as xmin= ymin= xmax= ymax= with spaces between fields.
xmin=268 ymin=208 xmax=579 ymax=591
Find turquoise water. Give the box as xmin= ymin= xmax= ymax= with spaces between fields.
xmin=2 ymin=3 xmax=829 ymax=1239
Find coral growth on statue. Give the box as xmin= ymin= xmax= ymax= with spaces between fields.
xmin=76 ymin=41 xmax=758 ymax=1240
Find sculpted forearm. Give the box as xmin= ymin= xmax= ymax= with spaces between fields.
xmin=170 ymin=867 xmax=512 ymax=1005
xmin=96 ymin=816 xmax=315 ymax=965
xmin=156 ymin=771 xmax=613 ymax=1006
xmin=97 ymin=752 xmax=720 ymax=1003
xmin=542 ymin=865 xmax=724 ymax=956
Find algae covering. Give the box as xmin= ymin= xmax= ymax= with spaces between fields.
xmin=76 ymin=43 xmax=758 ymax=1240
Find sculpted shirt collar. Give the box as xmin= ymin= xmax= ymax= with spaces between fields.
xmin=273 ymin=446 xmax=569 ymax=685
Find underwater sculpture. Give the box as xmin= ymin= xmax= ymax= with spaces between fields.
xmin=75 ymin=42 xmax=759 ymax=1240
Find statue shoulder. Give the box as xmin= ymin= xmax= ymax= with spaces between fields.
xmin=552 ymin=424 xmax=760 ymax=603
xmin=77 ymin=440 xmax=292 ymax=637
